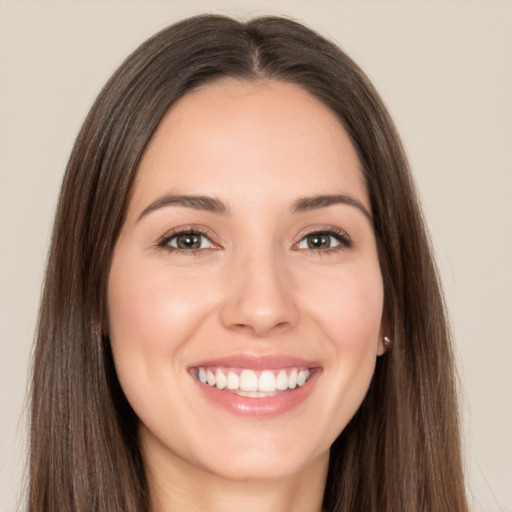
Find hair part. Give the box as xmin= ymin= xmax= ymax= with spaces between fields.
xmin=29 ymin=14 xmax=468 ymax=512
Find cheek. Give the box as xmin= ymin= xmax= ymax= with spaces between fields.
xmin=106 ymin=257 xmax=217 ymax=391
xmin=301 ymin=264 xmax=384 ymax=414
xmin=304 ymin=263 xmax=384 ymax=346
xmin=110 ymin=256 xmax=205 ymax=335
xmin=330 ymin=276 xmax=383 ymax=380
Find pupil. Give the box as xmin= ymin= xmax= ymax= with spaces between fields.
xmin=177 ymin=233 xmax=200 ymax=249
xmin=308 ymin=234 xmax=330 ymax=249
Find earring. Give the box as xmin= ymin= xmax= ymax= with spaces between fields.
xmin=383 ymin=336 xmax=392 ymax=349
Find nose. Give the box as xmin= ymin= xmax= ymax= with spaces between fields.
xmin=220 ymin=251 xmax=299 ymax=337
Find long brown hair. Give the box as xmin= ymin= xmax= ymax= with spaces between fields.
xmin=29 ymin=14 xmax=468 ymax=512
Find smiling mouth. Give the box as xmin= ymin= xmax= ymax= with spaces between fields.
xmin=192 ymin=367 xmax=313 ymax=396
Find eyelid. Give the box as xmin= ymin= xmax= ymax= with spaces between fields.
xmin=156 ymin=225 xmax=222 ymax=251
xmin=292 ymin=225 xmax=352 ymax=250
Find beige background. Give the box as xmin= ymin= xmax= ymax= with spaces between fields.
xmin=1 ymin=1 xmax=511 ymax=511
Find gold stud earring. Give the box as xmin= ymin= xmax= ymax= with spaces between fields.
xmin=383 ymin=336 xmax=392 ymax=349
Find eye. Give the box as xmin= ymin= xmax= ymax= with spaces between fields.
xmin=158 ymin=230 xmax=217 ymax=252
xmin=295 ymin=229 xmax=351 ymax=251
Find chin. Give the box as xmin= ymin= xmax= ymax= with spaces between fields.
xmin=184 ymin=427 xmax=329 ymax=483
xmin=198 ymin=447 xmax=326 ymax=483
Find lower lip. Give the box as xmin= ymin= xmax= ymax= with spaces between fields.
xmin=192 ymin=370 xmax=321 ymax=418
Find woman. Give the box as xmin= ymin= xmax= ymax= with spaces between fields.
xmin=29 ymin=14 xmax=469 ymax=512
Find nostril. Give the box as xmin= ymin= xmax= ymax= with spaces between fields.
xmin=229 ymin=320 xmax=292 ymax=337
xmin=232 ymin=323 xmax=249 ymax=331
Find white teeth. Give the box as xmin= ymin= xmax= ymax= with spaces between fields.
xmin=215 ymin=369 xmax=226 ymax=390
xmin=196 ymin=367 xmax=311 ymax=394
xmin=288 ymin=369 xmax=298 ymax=389
xmin=236 ymin=390 xmax=278 ymax=397
xmin=239 ymin=369 xmax=258 ymax=392
xmin=226 ymin=371 xmax=239 ymax=390
xmin=206 ymin=369 xmax=216 ymax=386
xmin=258 ymin=370 xmax=276 ymax=392
xmin=276 ymin=370 xmax=288 ymax=390
xmin=297 ymin=370 xmax=307 ymax=387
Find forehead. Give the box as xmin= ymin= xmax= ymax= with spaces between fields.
xmin=131 ymin=79 xmax=368 ymax=216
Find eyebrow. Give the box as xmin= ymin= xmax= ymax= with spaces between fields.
xmin=137 ymin=192 xmax=372 ymax=222
xmin=137 ymin=194 xmax=229 ymax=222
xmin=290 ymin=194 xmax=372 ymax=221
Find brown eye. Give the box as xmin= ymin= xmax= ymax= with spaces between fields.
xmin=306 ymin=233 xmax=332 ymax=249
xmin=295 ymin=229 xmax=352 ymax=252
xmin=164 ymin=231 xmax=215 ymax=251
xmin=175 ymin=233 xmax=201 ymax=249
xmin=297 ymin=232 xmax=341 ymax=250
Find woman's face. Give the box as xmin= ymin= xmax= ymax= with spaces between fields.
xmin=108 ymin=79 xmax=385 ymax=483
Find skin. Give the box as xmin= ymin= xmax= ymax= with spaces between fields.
xmin=108 ymin=79 xmax=386 ymax=512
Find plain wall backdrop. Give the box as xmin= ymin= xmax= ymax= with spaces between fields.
xmin=1 ymin=1 xmax=511 ymax=511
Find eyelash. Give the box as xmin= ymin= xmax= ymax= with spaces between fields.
xmin=294 ymin=227 xmax=352 ymax=253
xmin=157 ymin=228 xmax=219 ymax=254
xmin=156 ymin=227 xmax=352 ymax=254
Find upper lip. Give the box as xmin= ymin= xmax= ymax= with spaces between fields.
xmin=188 ymin=354 xmax=321 ymax=371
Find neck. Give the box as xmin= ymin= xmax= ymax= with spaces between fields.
xmin=144 ymin=435 xmax=328 ymax=512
